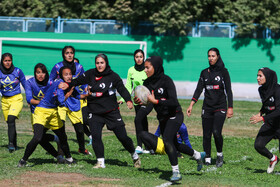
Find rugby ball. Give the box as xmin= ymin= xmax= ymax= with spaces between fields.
xmin=134 ymin=85 xmax=151 ymax=105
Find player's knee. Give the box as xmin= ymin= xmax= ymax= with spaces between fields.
xmin=254 ymin=140 xmax=264 ymax=151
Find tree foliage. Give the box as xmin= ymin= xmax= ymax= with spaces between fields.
xmin=1 ymin=0 xmax=280 ymax=36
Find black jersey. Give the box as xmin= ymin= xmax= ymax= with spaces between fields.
xmin=144 ymin=74 xmax=182 ymax=120
xmin=192 ymin=67 xmax=233 ymax=111
xmin=70 ymin=69 xmax=132 ymax=114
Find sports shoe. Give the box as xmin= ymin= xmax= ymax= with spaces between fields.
xmin=56 ymin=155 xmax=65 ymax=164
xmin=170 ymin=172 xmax=182 ymax=182
xmin=149 ymin=149 xmax=155 ymax=155
xmin=8 ymin=143 xmax=16 ymax=153
xmin=78 ymin=149 xmax=92 ymax=155
xmin=93 ymin=161 xmax=106 ymax=168
xmin=142 ymin=149 xmax=150 ymax=154
xmin=267 ymin=156 xmax=279 ymax=174
xmin=87 ymin=138 xmax=92 ymax=146
xmin=205 ymin=157 xmax=211 ymax=166
xmin=216 ymin=155 xmax=224 ymax=168
xmin=133 ymin=157 xmax=141 ymax=168
xmin=65 ymin=158 xmax=76 ymax=165
xmin=197 ymin=152 xmax=206 ymax=171
xmin=135 ymin=146 xmax=143 ymax=154
xmin=17 ymin=159 xmax=27 ymax=167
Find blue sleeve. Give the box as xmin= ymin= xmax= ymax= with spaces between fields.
xmin=19 ymin=69 xmax=27 ymax=89
xmin=178 ymin=123 xmax=192 ymax=149
xmin=57 ymin=87 xmax=65 ymax=106
xmin=49 ymin=65 xmax=58 ymax=81
xmin=25 ymin=80 xmax=33 ymax=104
xmin=154 ymin=125 xmax=161 ymax=137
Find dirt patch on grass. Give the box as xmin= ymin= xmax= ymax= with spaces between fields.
xmin=0 ymin=171 xmax=120 ymax=187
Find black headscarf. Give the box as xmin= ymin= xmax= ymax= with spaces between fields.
xmin=62 ymin=46 xmax=76 ymax=75
xmin=208 ymin=48 xmax=225 ymax=72
xmin=0 ymin=53 xmax=15 ymax=75
xmin=93 ymin=53 xmax=113 ymax=77
xmin=34 ymin=63 xmax=49 ymax=86
xmin=258 ymin=67 xmax=278 ymax=102
xmin=134 ymin=49 xmax=145 ymax=71
xmin=143 ymin=56 xmax=164 ymax=89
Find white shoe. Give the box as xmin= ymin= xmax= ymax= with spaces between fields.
xmin=267 ymin=156 xmax=279 ymax=174
xmin=135 ymin=146 xmax=143 ymax=154
xmin=93 ymin=161 xmax=106 ymax=169
xmin=142 ymin=150 xmax=150 ymax=154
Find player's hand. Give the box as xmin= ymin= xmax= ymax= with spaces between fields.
xmin=186 ymin=106 xmax=192 ymax=117
xmin=147 ymin=90 xmax=157 ymax=104
xmin=126 ymin=101 xmax=133 ymax=110
xmin=59 ymin=82 xmax=69 ymax=90
xmin=227 ymin=108 xmax=233 ymax=118
xmin=249 ymin=114 xmax=263 ymax=124
xmin=118 ymin=100 xmax=124 ymax=104
xmin=87 ymin=86 xmax=92 ymax=96
xmin=134 ymin=96 xmax=142 ymax=105
xmin=65 ymin=87 xmax=74 ymax=100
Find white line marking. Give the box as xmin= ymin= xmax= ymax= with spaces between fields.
xmin=156 ymin=182 xmax=172 ymax=187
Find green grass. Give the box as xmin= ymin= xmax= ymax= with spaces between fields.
xmin=0 ymin=97 xmax=279 ymax=186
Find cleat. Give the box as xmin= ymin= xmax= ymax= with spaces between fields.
xmin=56 ymin=155 xmax=65 ymax=164
xmin=170 ymin=172 xmax=182 ymax=182
xmin=93 ymin=161 xmax=105 ymax=168
xmin=197 ymin=152 xmax=206 ymax=171
xmin=17 ymin=159 xmax=27 ymax=167
xmin=267 ymin=156 xmax=279 ymax=174
xmin=216 ymin=155 xmax=224 ymax=168
xmin=133 ymin=157 xmax=141 ymax=168
xmin=135 ymin=146 xmax=143 ymax=154
xmin=78 ymin=149 xmax=92 ymax=156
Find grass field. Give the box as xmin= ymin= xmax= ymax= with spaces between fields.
xmin=0 ymin=97 xmax=280 ymax=186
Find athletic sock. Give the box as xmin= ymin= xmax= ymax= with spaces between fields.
xmin=131 ymin=151 xmax=139 ymax=160
xmin=171 ymin=165 xmax=180 ymax=173
xmin=193 ymin=150 xmax=201 ymax=160
xmin=217 ymin=152 xmax=223 ymax=157
xmin=97 ymin=158 xmax=105 ymax=167
xmin=271 ymin=155 xmax=276 ymax=161
xmin=205 ymin=157 xmax=211 ymax=163
xmin=53 ymin=135 xmax=59 ymax=143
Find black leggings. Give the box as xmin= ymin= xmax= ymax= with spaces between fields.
xmin=7 ymin=115 xmax=17 ymax=147
xmin=139 ymin=131 xmax=158 ymax=151
xmin=23 ymin=124 xmax=71 ymax=161
xmin=134 ymin=105 xmax=151 ymax=147
xmin=254 ymin=124 xmax=280 ymax=159
xmin=202 ymin=111 xmax=226 ymax=158
xmin=160 ymin=112 xmax=194 ymax=166
xmin=88 ymin=113 xmax=135 ymax=158
xmin=82 ymin=106 xmax=91 ymax=137
xmin=73 ymin=122 xmax=85 ymax=151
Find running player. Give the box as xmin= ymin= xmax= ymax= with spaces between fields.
xmin=250 ymin=68 xmax=280 ymax=173
xmin=135 ymin=56 xmax=205 ymax=182
xmin=187 ymin=48 xmax=233 ymax=167
xmin=17 ymin=67 xmax=76 ymax=167
xmin=25 ymin=63 xmax=62 ymax=154
xmin=50 ymin=46 xmax=89 ymax=154
xmin=119 ymin=49 xmax=149 ymax=154
xmin=60 ymin=53 xmax=141 ymax=169
xmin=0 ymin=53 xmax=26 ymax=152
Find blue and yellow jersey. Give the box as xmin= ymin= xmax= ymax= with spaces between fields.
xmin=37 ymin=79 xmax=66 ymax=109
xmin=25 ymin=77 xmax=53 ymax=113
xmin=0 ymin=67 xmax=26 ymax=97
xmin=49 ymin=61 xmax=87 ymax=95
xmin=64 ymin=87 xmax=81 ymax=112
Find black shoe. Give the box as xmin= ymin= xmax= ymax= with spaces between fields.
xmin=8 ymin=143 xmax=16 ymax=153
xmin=17 ymin=159 xmax=27 ymax=167
xmin=216 ymin=156 xmax=224 ymax=167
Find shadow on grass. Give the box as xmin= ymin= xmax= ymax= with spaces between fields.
xmin=28 ymin=158 xmax=57 ymax=166
xmin=245 ymin=167 xmax=266 ymax=173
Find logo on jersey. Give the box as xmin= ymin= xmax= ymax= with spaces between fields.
xmin=206 ymin=85 xmax=220 ymax=90
xmin=1 ymin=76 xmax=16 ymax=90
xmin=269 ymin=97 xmax=274 ymax=102
xmin=158 ymin=88 xmax=164 ymax=94
xmin=99 ymin=83 xmax=105 ymax=89
xmin=215 ymin=76 xmax=221 ymax=82
xmin=88 ymin=113 xmax=92 ymax=119
xmin=34 ymin=90 xmax=45 ymax=100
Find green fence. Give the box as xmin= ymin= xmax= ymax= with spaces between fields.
xmin=1 ymin=31 xmax=280 ymax=83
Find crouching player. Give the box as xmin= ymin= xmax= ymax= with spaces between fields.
xmin=18 ymin=67 xmax=76 ymax=167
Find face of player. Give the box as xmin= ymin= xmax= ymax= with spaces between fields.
xmin=257 ymin=70 xmax=266 ymax=85
xmin=144 ymin=61 xmax=154 ymax=78
xmin=35 ymin=68 xmax=46 ymax=82
xmin=135 ymin=52 xmax=144 ymax=65
xmin=62 ymin=68 xmax=72 ymax=83
xmin=208 ymin=51 xmax=219 ymax=66
xmin=95 ymin=57 xmax=106 ymax=73
xmin=64 ymin=48 xmax=74 ymax=63
xmin=2 ymin=56 xmax=12 ymax=69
